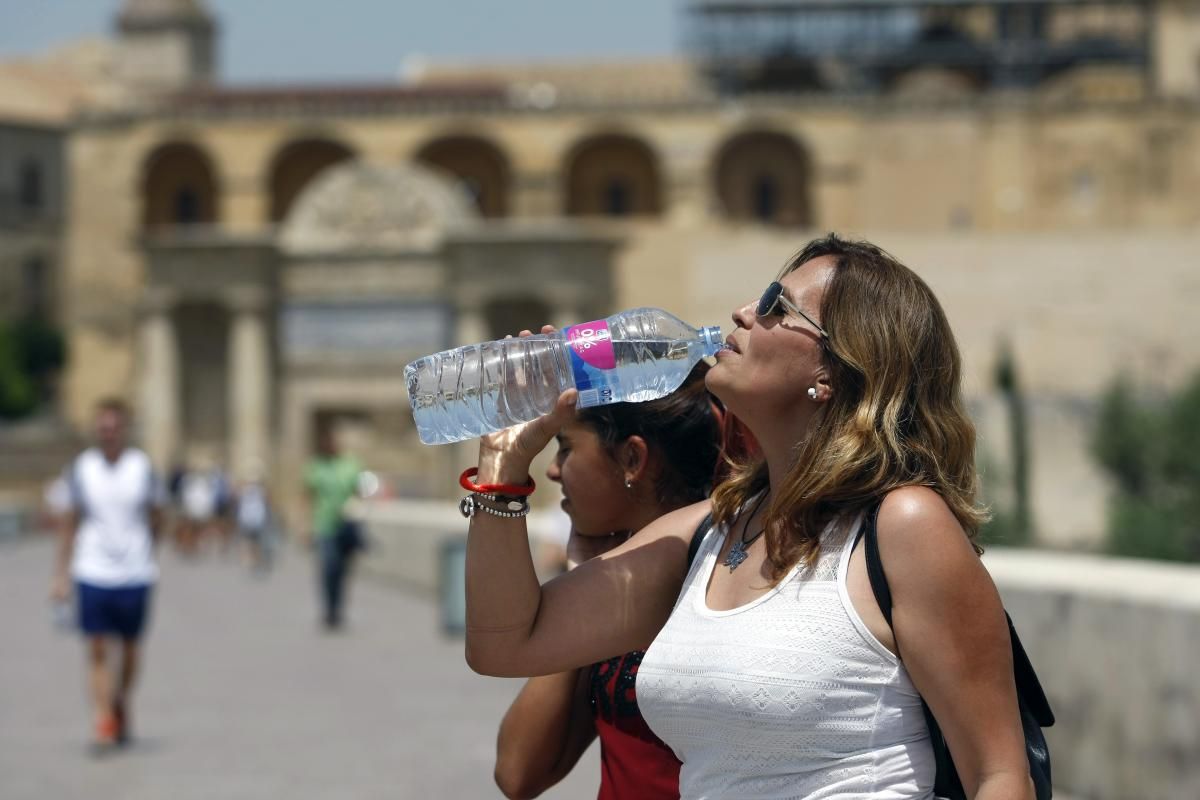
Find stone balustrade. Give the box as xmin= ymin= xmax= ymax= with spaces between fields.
xmin=984 ymin=548 xmax=1200 ymax=800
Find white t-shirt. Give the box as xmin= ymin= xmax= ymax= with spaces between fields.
xmin=66 ymin=447 xmax=162 ymax=587
xmin=181 ymin=470 xmax=220 ymax=520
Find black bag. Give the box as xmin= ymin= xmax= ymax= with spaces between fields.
xmin=335 ymin=518 xmax=368 ymax=557
xmin=856 ymin=502 xmax=1055 ymax=800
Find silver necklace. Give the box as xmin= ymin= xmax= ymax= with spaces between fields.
xmin=723 ymin=493 xmax=768 ymax=572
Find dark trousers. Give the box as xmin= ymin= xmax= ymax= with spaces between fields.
xmin=318 ymin=536 xmax=352 ymax=626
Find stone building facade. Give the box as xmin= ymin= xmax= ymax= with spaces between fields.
xmin=10 ymin=0 xmax=1200 ymax=540
xmin=0 ymin=122 xmax=63 ymax=323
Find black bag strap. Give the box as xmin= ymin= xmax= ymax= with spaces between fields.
xmin=854 ymin=500 xmax=1055 ymax=728
xmin=859 ymin=503 xmax=894 ymax=629
xmin=686 ymin=512 xmax=713 ymax=571
xmin=1006 ymin=616 xmax=1056 ymax=727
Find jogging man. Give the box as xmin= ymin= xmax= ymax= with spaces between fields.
xmin=50 ymin=398 xmax=164 ymax=751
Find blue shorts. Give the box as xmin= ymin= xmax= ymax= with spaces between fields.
xmin=76 ymin=582 xmax=153 ymax=640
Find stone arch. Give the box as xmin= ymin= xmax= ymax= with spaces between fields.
xmin=414 ymin=134 xmax=511 ymax=218
xmin=563 ymin=133 xmax=663 ymax=218
xmin=713 ymin=130 xmax=813 ymax=227
xmin=279 ymin=162 xmax=477 ymax=254
xmin=141 ymin=140 xmax=219 ymax=229
xmin=268 ymin=137 xmax=356 ymax=222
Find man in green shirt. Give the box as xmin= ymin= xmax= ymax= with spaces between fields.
xmin=304 ymin=426 xmax=363 ymax=630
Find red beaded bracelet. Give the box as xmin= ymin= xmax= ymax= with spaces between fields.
xmin=459 ymin=467 xmax=536 ymax=497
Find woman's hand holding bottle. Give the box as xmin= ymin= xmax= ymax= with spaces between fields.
xmin=477 ymin=326 xmax=577 ymax=485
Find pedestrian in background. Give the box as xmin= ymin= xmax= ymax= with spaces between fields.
xmin=178 ymin=455 xmax=224 ymax=557
xmin=50 ymin=398 xmax=164 ymax=751
xmin=304 ymin=424 xmax=364 ymax=630
xmin=235 ymin=461 xmax=275 ymax=574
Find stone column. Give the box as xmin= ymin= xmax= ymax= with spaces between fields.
xmin=138 ymin=288 xmax=180 ymax=471
xmin=226 ymin=288 xmax=272 ymax=481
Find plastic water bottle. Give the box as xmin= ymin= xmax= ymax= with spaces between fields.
xmin=405 ymin=308 xmax=723 ymax=445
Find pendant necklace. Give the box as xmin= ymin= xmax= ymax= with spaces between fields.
xmin=723 ymin=492 xmax=768 ymax=572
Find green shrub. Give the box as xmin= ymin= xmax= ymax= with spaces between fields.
xmin=0 ymin=319 xmax=66 ymax=419
xmin=980 ymin=341 xmax=1034 ymax=546
xmin=1092 ymin=373 xmax=1200 ymax=562
xmin=0 ymin=325 xmax=37 ymax=419
xmin=13 ymin=318 xmax=66 ymax=379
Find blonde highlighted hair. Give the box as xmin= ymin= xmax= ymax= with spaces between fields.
xmin=711 ymin=234 xmax=987 ymax=581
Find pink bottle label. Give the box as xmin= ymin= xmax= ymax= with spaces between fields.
xmin=566 ymin=320 xmax=616 ymax=370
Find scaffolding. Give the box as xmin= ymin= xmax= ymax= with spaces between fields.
xmin=685 ymin=0 xmax=1152 ymax=94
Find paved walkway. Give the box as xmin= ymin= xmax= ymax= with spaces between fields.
xmin=0 ymin=535 xmax=597 ymax=800
xmin=2 ymin=535 xmax=1080 ymax=800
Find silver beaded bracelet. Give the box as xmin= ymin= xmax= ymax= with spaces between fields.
xmin=459 ymin=493 xmax=530 ymax=519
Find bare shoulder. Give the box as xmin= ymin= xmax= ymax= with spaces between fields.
xmin=875 ymin=485 xmax=980 ymax=582
xmin=618 ymin=499 xmax=713 ymax=553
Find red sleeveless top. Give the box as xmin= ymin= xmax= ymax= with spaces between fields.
xmin=589 ymin=650 xmax=681 ymax=800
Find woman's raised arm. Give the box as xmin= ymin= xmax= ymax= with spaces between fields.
xmin=465 ymin=474 xmax=707 ymax=676
xmin=463 ymin=331 xmax=709 ymax=677
xmin=464 ymin=397 xmax=702 ymax=675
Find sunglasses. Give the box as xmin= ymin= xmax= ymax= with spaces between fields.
xmin=756 ymin=281 xmax=829 ymax=339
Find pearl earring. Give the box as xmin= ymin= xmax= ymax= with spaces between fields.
xmin=808 ymin=387 xmax=818 ymax=401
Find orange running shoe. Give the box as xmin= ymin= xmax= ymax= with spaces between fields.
xmin=94 ymin=713 xmax=119 ymax=747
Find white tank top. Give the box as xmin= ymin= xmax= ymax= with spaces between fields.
xmin=638 ymin=511 xmax=935 ymax=800
xmin=68 ymin=448 xmax=160 ymax=588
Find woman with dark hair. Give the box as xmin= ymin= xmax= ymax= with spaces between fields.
xmin=465 ymin=235 xmax=1033 ymax=799
xmin=494 ymin=363 xmax=721 ymax=800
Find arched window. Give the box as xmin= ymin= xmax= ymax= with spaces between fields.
xmin=752 ymin=174 xmax=779 ymax=222
xmin=18 ymin=159 xmax=43 ymax=211
xmin=175 ymin=188 xmax=201 ymax=224
xmin=713 ymin=131 xmax=813 ymax=227
xmin=415 ymin=135 xmax=511 ymax=218
xmin=142 ymin=142 xmax=219 ymax=229
xmin=604 ymin=179 xmax=632 ymax=217
xmin=564 ymin=134 xmax=662 ymax=218
xmin=268 ymin=138 xmax=355 ymax=222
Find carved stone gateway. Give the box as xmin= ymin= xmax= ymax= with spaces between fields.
xmin=138 ymin=160 xmax=621 ymax=526
xmin=280 ymin=162 xmax=477 ymax=255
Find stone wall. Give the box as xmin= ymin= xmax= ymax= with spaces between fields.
xmin=359 ymin=499 xmax=566 ymax=595
xmin=985 ymin=549 xmax=1200 ymax=800
xmin=0 ymin=122 xmax=63 ymax=321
